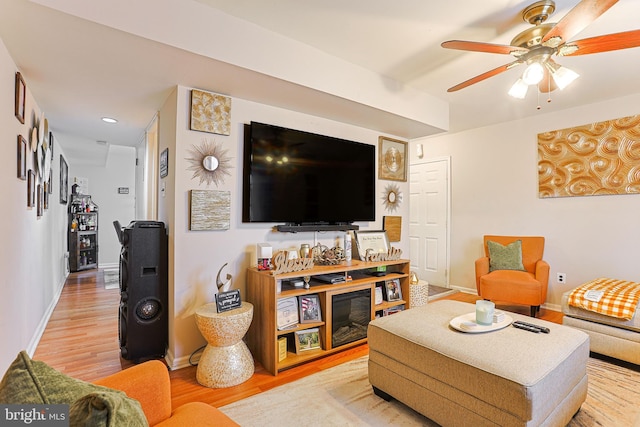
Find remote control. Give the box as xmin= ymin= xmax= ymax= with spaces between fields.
xmin=513 ymin=320 xmax=550 ymax=334
xmin=512 ymin=323 xmax=540 ymax=333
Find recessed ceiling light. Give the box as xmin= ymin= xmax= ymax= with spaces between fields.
xmin=102 ymin=117 xmax=118 ymax=124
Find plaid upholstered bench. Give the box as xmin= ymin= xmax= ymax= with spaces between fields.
xmin=368 ymin=300 xmax=589 ymax=426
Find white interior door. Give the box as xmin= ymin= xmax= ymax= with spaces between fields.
xmin=409 ymin=158 xmax=450 ymax=286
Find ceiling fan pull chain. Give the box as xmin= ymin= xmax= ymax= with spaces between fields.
xmin=547 ymin=76 xmax=552 ymax=104
xmin=536 ymin=88 xmax=541 ymax=110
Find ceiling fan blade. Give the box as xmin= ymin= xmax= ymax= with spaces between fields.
xmin=559 ymin=29 xmax=640 ymax=56
xmin=542 ymin=0 xmax=619 ymax=47
xmin=447 ymin=61 xmax=522 ymax=92
xmin=442 ymin=40 xmax=528 ymax=56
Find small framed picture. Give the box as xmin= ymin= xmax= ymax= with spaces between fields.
xmin=27 ymin=169 xmax=36 ymax=207
xmin=159 ymin=148 xmax=168 ymax=178
xmin=374 ymin=285 xmax=384 ymax=305
xmin=294 ymin=328 xmax=321 ymax=353
xmin=49 ymin=132 xmax=54 ymax=161
xmin=385 ymin=279 xmax=402 ymax=302
xmin=17 ymin=135 xmax=27 ymax=180
xmin=43 ymin=182 xmax=49 ymax=210
xmin=37 ymin=184 xmax=43 ymax=217
xmin=277 ymin=296 xmax=299 ymax=330
xmin=298 ymin=294 xmax=322 ymax=323
xmin=60 ymin=155 xmax=68 ymax=204
xmin=378 ymin=136 xmax=407 ymax=182
xmin=15 ymin=72 xmax=26 ymax=124
xmin=383 ymin=305 xmax=405 ymax=316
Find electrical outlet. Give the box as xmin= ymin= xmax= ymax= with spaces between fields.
xmin=557 ymin=273 xmax=566 ymax=284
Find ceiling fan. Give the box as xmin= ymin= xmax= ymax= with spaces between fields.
xmin=442 ymin=0 xmax=640 ymax=99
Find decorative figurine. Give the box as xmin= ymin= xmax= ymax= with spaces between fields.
xmin=216 ymin=263 xmax=233 ymax=293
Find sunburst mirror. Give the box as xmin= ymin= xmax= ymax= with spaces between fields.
xmin=382 ymin=184 xmax=402 ymax=212
xmin=186 ymin=139 xmax=232 ymax=186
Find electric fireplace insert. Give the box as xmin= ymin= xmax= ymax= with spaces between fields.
xmin=331 ymin=288 xmax=372 ymax=348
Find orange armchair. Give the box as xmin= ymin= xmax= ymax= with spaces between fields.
xmin=95 ymin=360 xmax=238 ymax=426
xmin=474 ymin=235 xmax=550 ymax=317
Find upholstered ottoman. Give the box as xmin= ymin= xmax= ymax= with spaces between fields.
xmin=368 ymin=300 xmax=589 ymax=426
xmin=561 ymin=280 xmax=640 ymax=365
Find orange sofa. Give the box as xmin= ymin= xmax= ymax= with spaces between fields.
xmin=474 ymin=235 xmax=549 ymax=317
xmin=95 ymin=359 xmax=238 ymax=426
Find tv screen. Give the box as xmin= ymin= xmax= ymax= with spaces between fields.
xmin=242 ymin=122 xmax=375 ymax=225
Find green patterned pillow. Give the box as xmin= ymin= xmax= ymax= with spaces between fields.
xmin=487 ymin=240 xmax=526 ymax=272
xmin=0 ymin=351 xmax=147 ymax=427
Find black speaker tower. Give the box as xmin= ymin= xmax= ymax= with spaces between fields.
xmin=117 ymin=221 xmax=168 ymax=361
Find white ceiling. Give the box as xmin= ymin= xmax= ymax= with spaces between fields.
xmin=2 ymin=0 xmax=639 ymax=162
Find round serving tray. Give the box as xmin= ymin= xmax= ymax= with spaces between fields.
xmin=449 ymin=312 xmax=513 ymax=333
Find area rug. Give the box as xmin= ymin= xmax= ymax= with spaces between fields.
xmin=103 ymin=269 xmax=119 ymax=290
xmin=219 ymin=355 xmax=640 ymax=426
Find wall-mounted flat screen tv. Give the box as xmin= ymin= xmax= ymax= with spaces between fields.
xmin=242 ymin=121 xmax=375 ymax=226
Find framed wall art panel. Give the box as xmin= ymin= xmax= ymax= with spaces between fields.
xmin=538 ymin=115 xmax=640 ymax=198
xmin=189 ymin=190 xmax=230 ymax=230
xmin=189 ymin=89 xmax=231 ymax=135
xmin=378 ymin=136 xmax=407 ymax=182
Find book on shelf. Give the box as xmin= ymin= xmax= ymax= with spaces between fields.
xmin=278 ymin=337 xmax=287 ymax=361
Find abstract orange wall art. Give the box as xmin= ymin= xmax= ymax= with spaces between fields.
xmin=538 ymin=115 xmax=640 ymax=198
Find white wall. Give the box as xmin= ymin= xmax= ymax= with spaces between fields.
xmin=0 ymin=39 xmax=69 ymax=373
xmin=158 ymin=86 xmax=410 ymax=368
xmin=71 ymin=145 xmax=137 ymax=268
xmin=411 ymin=94 xmax=640 ymax=310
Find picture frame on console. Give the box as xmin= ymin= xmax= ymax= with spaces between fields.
xmin=385 ymin=279 xmax=402 ymax=302
xmin=354 ymin=230 xmax=390 ymax=261
xmin=276 ymin=296 xmax=299 ymax=330
xmin=298 ymin=294 xmax=322 ymax=323
xmin=375 ymin=284 xmax=384 ymax=305
xmin=294 ymin=328 xmax=321 ymax=353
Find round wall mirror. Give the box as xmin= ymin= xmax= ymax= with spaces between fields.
xmin=203 ymin=155 xmax=219 ymax=171
xmin=387 ymin=191 xmax=397 ymax=203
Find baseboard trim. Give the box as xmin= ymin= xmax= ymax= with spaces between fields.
xmin=446 ymin=286 xmax=561 ymax=313
xmin=27 ymin=272 xmax=68 ymax=356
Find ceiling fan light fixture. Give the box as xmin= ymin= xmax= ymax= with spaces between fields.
xmin=522 ymin=62 xmax=545 ymax=85
xmin=548 ymin=64 xmax=579 ymax=90
xmin=508 ymin=79 xmax=529 ymax=99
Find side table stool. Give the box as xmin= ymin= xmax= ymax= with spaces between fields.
xmin=195 ymin=301 xmax=254 ymax=388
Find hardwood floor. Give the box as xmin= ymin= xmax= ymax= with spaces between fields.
xmin=34 ymin=270 xmax=563 ymax=409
